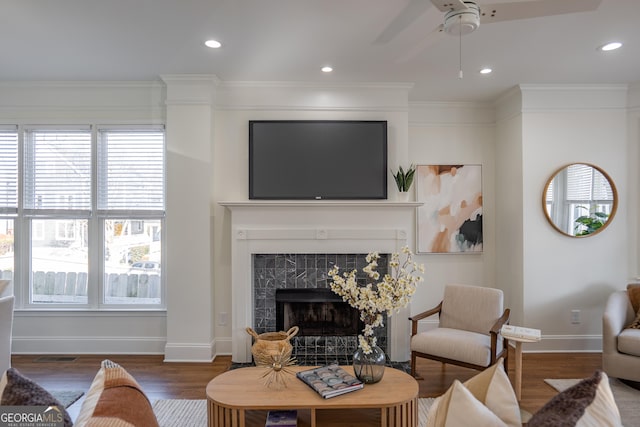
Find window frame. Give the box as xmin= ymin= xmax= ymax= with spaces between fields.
xmin=11 ymin=124 xmax=166 ymax=310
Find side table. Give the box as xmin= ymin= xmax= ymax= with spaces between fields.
xmin=501 ymin=325 xmax=542 ymax=401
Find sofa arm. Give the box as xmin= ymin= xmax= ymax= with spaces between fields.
xmin=602 ymin=291 xmax=633 ymax=354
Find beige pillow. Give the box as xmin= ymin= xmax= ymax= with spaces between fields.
xmin=426 ymin=380 xmax=508 ymax=427
xmin=426 ymin=359 xmax=519 ymax=427
xmin=462 ymin=358 xmax=521 ymax=427
xmin=528 ymin=370 xmax=622 ymax=427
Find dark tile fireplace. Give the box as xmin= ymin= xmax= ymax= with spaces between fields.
xmin=252 ymin=253 xmax=388 ymax=365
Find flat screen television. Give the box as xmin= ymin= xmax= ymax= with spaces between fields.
xmin=249 ymin=120 xmax=387 ymax=200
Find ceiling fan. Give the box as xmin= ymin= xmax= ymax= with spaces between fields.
xmin=376 ymin=0 xmax=603 ymax=61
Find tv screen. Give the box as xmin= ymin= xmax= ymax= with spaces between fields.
xmin=249 ymin=120 xmax=387 ymax=200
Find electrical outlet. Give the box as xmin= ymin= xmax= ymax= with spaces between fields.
xmin=571 ymin=309 xmax=581 ymax=324
xmin=219 ymin=312 xmax=228 ymax=326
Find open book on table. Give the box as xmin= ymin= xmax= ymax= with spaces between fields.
xmin=296 ymin=364 xmax=364 ymax=399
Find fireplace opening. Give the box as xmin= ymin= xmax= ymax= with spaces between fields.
xmin=276 ymin=288 xmax=363 ymax=337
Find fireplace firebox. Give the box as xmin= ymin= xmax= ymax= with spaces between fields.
xmin=275 ymin=288 xmax=363 ymax=336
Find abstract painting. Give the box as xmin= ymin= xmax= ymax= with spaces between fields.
xmin=416 ymin=165 xmax=483 ymax=253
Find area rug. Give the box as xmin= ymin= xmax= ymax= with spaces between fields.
xmin=49 ymin=390 xmax=84 ymax=408
xmin=545 ymin=377 xmax=640 ymax=427
xmin=152 ymin=397 xmax=436 ymax=427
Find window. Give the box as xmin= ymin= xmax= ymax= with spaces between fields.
xmin=14 ymin=125 xmax=165 ymax=308
xmin=0 ymin=128 xmax=17 ymax=290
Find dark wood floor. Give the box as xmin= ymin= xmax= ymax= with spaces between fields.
xmin=11 ymin=349 xmax=602 ymax=419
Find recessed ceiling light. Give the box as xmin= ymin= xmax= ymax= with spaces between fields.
xmin=205 ymin=40 xmax=222 ymax=49
xmin=479 ymin=68 xmax=492 ymax=75
xmin=599 ymin=42 xmax=622 ymax=51
xmin=321 ymin=66 xmax=333 ymax=73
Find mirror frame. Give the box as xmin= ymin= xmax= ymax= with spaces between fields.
xmin=542 ymin=163 xmax=618 ymax=238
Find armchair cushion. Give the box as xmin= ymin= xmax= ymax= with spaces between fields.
xmin=411 ymin=327 xmax=503 ymax=368
xmin=439 ymin=284 xmax=504 ymax=334
xmin=617 ymin=328 xmax=640 ymax=356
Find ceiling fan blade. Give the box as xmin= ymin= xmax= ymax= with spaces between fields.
xmin=395 ymin=24 xmax=446 ymax=63
xmin=480 ymin=0 xmax=602 ymax=24
xmin=374 ymin=0 xmax=433 ymax=44
xmin=431 ymin=0 xmax=468 ymax=13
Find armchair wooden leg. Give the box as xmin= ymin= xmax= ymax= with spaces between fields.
xmin=410 ymin=352 xmax=423 ymax=380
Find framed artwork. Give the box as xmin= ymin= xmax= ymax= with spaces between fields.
xmin=416 ymin=165 xmax=483 ymax=253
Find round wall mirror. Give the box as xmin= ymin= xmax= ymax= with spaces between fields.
xmin=542 ymin=163 xmax=618 ymax=237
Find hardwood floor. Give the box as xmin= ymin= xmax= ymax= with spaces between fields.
xmin=10 ymin=349 xmax=602 ymax=418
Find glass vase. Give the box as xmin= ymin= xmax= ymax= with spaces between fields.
xmin=352 ymin=344 xmax=386 ymax=384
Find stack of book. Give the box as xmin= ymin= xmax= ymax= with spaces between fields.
xmin=265 ymin=410 xmax=297 ymax=427
xmin=501 ymin=324 xmax=541 ymax=341
xmin=296 ymin=364 xmax=364 ymax=399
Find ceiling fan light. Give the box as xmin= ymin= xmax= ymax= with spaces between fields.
xmin=599 ymin=42 xmax=622 ymax=51
xmin=321 ymin=66 xmax=333 ymax=73
xmin=205 ymin=40 xmax=222 ymax=49
xmin=480 ymin=68 xmax=492 ymax=74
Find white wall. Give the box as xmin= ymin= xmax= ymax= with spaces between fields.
xmin=498 ymin=85 xmax=631 ymax=352
xmin=2 ymin=79 xmax=639 ymax=358
xmin=407 ymin=102 xmax=497 ymax=319
xmin=0 ymin=81 xmax=169 ymax=354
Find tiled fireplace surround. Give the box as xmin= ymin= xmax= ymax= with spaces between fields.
xmin=253 ymin=253 xmax=389 ymax=365
xmin=222 ymin=201 xmax=418 ymax=364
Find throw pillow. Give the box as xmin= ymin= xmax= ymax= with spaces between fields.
xmin=0 ymin=368 xmax=73 ymax=427
xmin=463 ymin=358 xmax=521 ymax=427
xmin=426 ymin=380 xmax=508 ymax=427
xmin=627 ymin=308 xmax=640 ymax=329
xmin=627 ymin=284 xmax=640 ymax=313
xmin=74 ymin=359 xmax=159 ymax=427
xmin=527 ymin=370 xmax=622 ymax=427
xmin=426 ymin=358 xmax=520 ymax=427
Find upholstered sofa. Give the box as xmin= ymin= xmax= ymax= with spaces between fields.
xmin=602 ymin=288 xmax=640 ymax=382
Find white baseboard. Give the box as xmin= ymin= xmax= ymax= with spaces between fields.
xmin=163 ymin=341 xmax=215 ymax=362
xmin=12 ymin=336 xmax=166 ymax=354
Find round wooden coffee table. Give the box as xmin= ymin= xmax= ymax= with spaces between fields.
xmin=206 ymin=365 xmax=418 ymax=427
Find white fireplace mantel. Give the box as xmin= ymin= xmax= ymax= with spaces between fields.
xmin=220 ymin=200 xmax=421 ymax=363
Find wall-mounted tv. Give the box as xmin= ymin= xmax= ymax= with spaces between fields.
xmin=249 ymin=120 xmax=388 ymax=200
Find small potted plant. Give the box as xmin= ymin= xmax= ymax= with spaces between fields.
xmin=392 ymin=165 xmax=416 ymax=200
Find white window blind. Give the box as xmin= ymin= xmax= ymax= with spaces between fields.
xmin=566 ymin=164 xmax=593 ymax=201
xmin=97 ymin=130 xmax=165 ymax=211
xmin=0 ymin=131 xmax=18 ymax=213
xmin=23 ymin=130 xmax=92 ymax=211
xmin=566 ymin=164 xmax=613 ymax=201
xmin=593 ymin=169 xmax=614 ymax=200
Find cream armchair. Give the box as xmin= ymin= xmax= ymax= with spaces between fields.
xmin=602 ymin=289 xmax=640 ymax=382
xmin=0 ymin=295 xmax=14 ymax=374
xmin=409 ymin=284 xmax=510 ymax=378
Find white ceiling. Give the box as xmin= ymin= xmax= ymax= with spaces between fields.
xmin=2 ymin=0 xmax=639 ymax=102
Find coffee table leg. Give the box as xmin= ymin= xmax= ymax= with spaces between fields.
xmin=310 ymin=408 xmax=316 ymax=427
